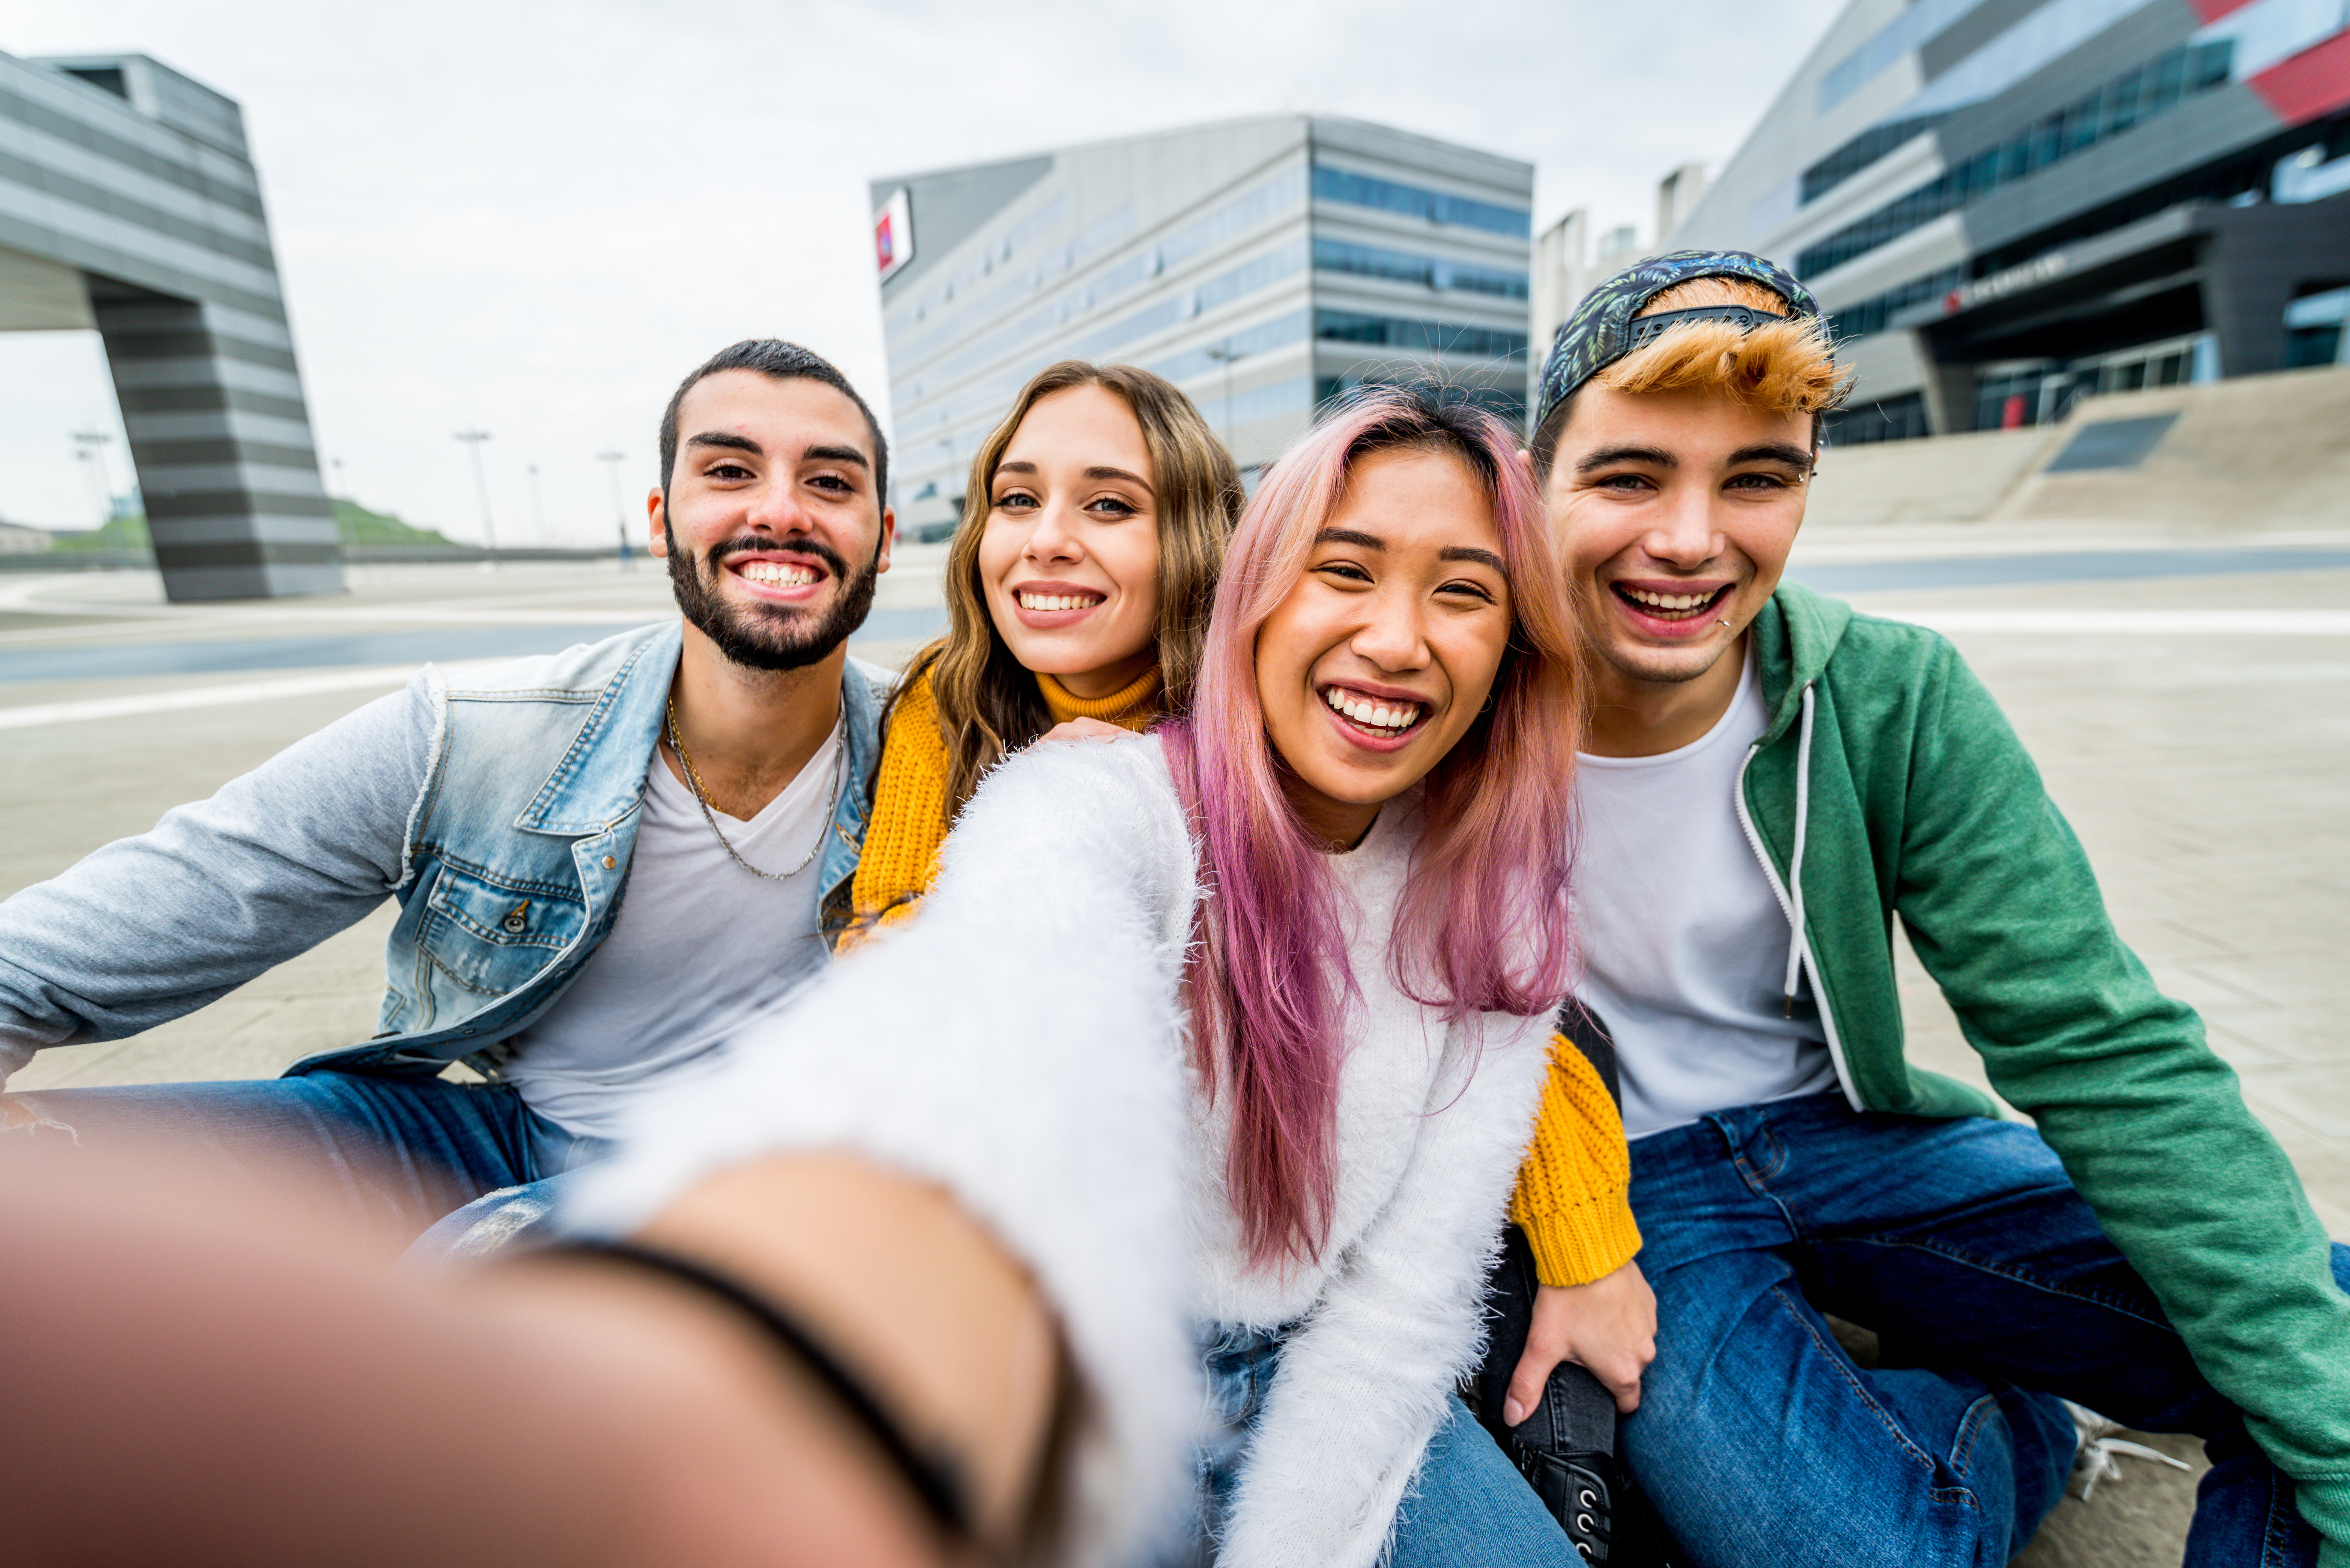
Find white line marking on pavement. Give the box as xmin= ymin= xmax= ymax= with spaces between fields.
xmin=0 ymin=662 xmax=499 ymax=731
xmin=1869 ymin=608 xmax=2350 ymax=635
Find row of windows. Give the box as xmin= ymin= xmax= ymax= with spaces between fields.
xmin=1801 ymin=115 xmax=1945 ymax=206
xmin=1796 ymin=39 xmax=2234 ymax=280
xmin=1315 ymin=309 xmax=1528 ymax=360
xmin=1834 ymin=122 xmax=2321 ymax=351
xmin=1821 ymin=391 xmax=1929 ymax=446
xmin=1817 ymin=0 xmax=1974 ymax=112
xmin=1825 ymin=265 xmax=1965 ymax=342
xmin=890 ymin=165 xmax=1309 ymax=391
xmin=894 ymin=244 xmax=1314 ymax=470
xmin=1311 ymin=164 xmax=1531 ymax=238
xmin=1315 ymin=376 xmax=1526 ymax=424
xmin=1311 ymin=237 xmax=1529 ymax=299
xmin=1149 ymin=310 xmax=1311 ymax=384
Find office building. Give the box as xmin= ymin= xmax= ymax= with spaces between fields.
xmin=871 ymin=117 xmax=1533 ymax=532
xmin=0 ymin=50 xmax=339 ymax=599
xmin=1554 ymin=0 xmax=2350 ymax=441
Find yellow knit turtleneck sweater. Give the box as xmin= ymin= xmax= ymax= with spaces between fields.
xmin=843 ymin=665 xmax=1163 ymax=950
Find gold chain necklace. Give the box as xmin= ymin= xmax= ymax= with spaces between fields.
xmin=663 ymin=695 xmax=842 ymax=881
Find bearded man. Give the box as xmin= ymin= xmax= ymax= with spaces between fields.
xmin=0 ymin=340 xmax=896 ymax=1254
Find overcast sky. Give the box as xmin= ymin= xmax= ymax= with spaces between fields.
xmin=0 ymin=0 xmax=1841 ymax=542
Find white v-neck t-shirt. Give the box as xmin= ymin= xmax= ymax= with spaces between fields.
xmin=502 ymin=721 xmax=844 ymax=1138
xmin=1572 ymin=648 xmax=1835 ymax=1138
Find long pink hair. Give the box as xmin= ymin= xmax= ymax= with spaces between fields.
xmin=1160 ymin=385 xmax=1586 ymax=1269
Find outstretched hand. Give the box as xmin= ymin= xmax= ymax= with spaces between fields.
xmin=1504 ymin=1258 xmax=1657 ymax=1422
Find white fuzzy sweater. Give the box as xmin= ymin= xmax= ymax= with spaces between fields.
xmin=567 ymin=735 xmax=1554 ymax=1568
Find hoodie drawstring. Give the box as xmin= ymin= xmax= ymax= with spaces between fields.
xmin=1782 ymin=683 xmax=1816 ymax=1018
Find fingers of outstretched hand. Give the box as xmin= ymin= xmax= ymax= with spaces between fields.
xmin=1037 ymin=717 xmax=1129 ymax=745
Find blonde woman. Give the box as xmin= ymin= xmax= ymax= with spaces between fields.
xmin=848 ymin=361 xmax=1241 ymax=939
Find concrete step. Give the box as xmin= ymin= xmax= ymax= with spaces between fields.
xmin=1808 ymin=364 xmax=2350 ymax=533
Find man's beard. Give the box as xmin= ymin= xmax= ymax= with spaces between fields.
xmin=666 ymin=525 xmax=881 ymax=673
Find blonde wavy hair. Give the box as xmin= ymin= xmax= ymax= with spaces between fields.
xmin=890 ymin=361 xmax=1242 ymax=817
xmin=1532 ymin=277 xmax=1853 ymax=480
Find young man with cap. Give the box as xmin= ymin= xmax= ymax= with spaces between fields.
xmin=0 ymin=339 xmax=895 ymax=1255
xmin=1498 ymin=251 xmax=2350 ymax=1565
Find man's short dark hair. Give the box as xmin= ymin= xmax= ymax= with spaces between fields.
xmin=659 ymin=339 xmax=890 ymax=507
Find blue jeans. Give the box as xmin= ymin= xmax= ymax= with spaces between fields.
xmin=1180 ymin=1323 xmax=1577 ymax=1566
xmin=0 ymin=1073 xmax=609 ymax=1260
xmin=1623 ymin=1092 xmax=2347 ymax=1568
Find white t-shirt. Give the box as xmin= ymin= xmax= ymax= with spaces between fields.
xmin=502 ymin=721 xmax=844 ymax=1138
xmin=1573 ymin=648 xmax=1836 ymax=1138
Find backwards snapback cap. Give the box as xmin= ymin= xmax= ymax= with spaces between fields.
xmin=1532 ymin=250 xmax=1826 ymax=434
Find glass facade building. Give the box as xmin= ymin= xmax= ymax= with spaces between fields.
xmin=870 ymin=116 xmax=1532 ymax=534
xmin=0 ymin=50 xmax=338 ymax=599
xmin=1654 ymin=0 xmax=2350 ymax=441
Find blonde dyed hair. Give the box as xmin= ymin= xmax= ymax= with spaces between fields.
xmin=892 ymin=360 xmax=1242 ymax=817
xmin=1533 ymin=276 xmax=1853 ymax=479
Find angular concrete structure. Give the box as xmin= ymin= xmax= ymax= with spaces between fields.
xmin=0 ymin=50 xmax=340 ymax=599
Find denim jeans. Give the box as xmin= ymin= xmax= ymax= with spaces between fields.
xmin=0 ymin=1072 xmax=610 ymax=1258
xmin=1622 ymin=1091 xmax=2347 ymax=1568
xmin=1178 ymin=1322 xmax=1577 ymax=1566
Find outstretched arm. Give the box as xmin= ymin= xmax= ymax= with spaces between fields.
xmin=0 ymin=673 xmax=435 ymax=1080
xmin=568 ymin=736 xmax=1205 ymax=1565
xmin=1 ymin=1133 xmax=1056 ymax=1565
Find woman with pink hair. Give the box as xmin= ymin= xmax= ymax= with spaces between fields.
xmin=578 ymin=383 xmax=1619 ymax=1566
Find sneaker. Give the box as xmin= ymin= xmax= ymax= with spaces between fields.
xmin=2064 ymin=1400 xmax=2192 ymax=1502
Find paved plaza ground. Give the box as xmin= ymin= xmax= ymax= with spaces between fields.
xmin=2 ymin=525 xmax=2345 ymax=1562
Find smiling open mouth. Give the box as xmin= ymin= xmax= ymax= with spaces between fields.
xmin=1320 ymin=684 xmax=1427 ymax=740
xmin=733 ymin=559 xmax=823 ymax=588
xmin=1613 ymin=583 xmax=1729 ymax=621
xmin=1018 ymin=590 xmax=1105 ymax=612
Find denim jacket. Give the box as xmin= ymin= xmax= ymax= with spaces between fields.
xmin=0 ymin=621 xmax=886 ymax=1085
xmin=315 ymin=622 xmax=885 ymax=1078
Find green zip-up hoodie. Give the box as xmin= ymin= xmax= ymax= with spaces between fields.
xmin=1743 ymin=581 xmax=2349 ymax=1556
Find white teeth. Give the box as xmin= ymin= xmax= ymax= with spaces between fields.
xmin=740 ymin=561 xmax=817 ymax=586
xmin=1625 ymin=586 xmax=1716 ymax=611
xmin=1019 ymin=591 xmax=1103 ymax=612
xmin=1320 ymin=686 xmax=1421 ymax=733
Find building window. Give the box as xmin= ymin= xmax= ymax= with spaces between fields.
xmin=60 ymin=65 xmax=129 ymax=98
xmin=1822 ymin=392 xmax=1929 ymax=445
xmin=1312 ymin=238 xmax=1530 ymax=299
xmin=2285 ymin=286 xmax=2350 ymax=367
xmin=1310 ymin=164 xmax=1531 ymax=238
xmin=1827 ymin=265 xmax=1967 ymax=343
xmin=1147 ymin=310 xmax=1312 ymax=384
xmin=1801 ymin=116 xmax=1944 ymax=205
xmin=1314 ymin=309 xmax=1529 ymax=360
xmin=1317 ymin=376 xmax=1525 ymax=425
xmin=1795 ymin=39 xmax=2234 ymax=280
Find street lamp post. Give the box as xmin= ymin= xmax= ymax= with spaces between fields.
xmin=1203 ymin=343 xmax=1242 ymax=453
xmin=527 ymin=462 xmax=547 ymax=546
xmin=453 ymin=428 xmax=497 ymax=569
xmin=596 ymin=449 xmax=632 ymax=569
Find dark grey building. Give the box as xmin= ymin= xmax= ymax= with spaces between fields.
xmin=1 ymin=50 xmax=338 ymax=599
xmin=870 ymin=116 xmax=1532 ymax=534
xmin=1654 ymin=0 xmax=2350 ymax=441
